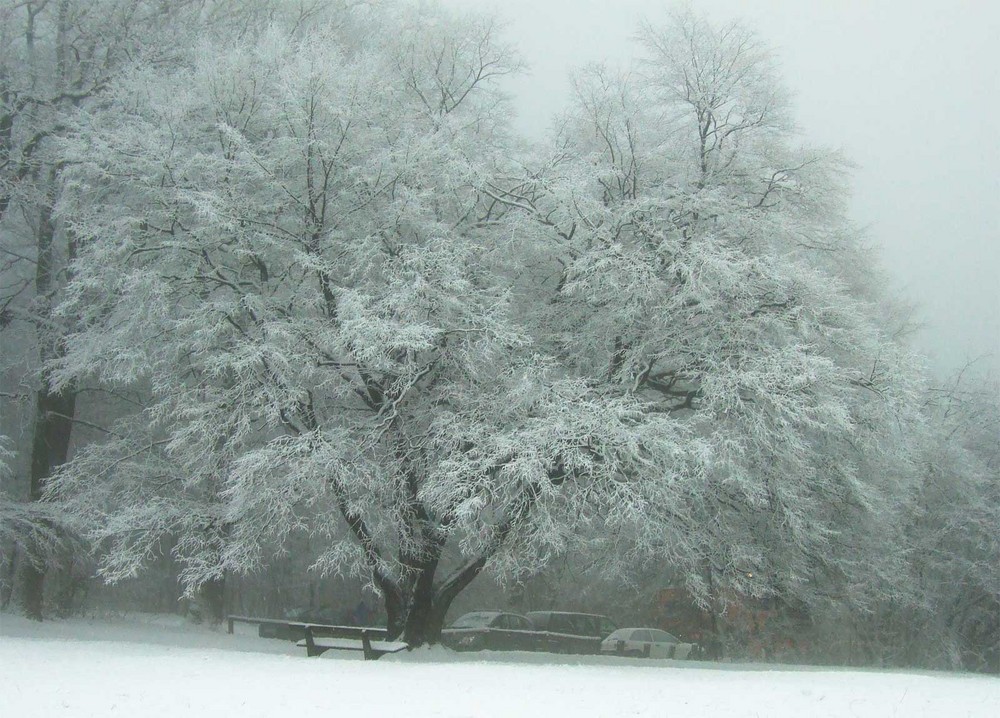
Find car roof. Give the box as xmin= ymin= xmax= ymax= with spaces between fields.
xmin=612 ymin=627 xmax=678 ymax=638
xmin=525 ymin=611 xmax=607 ymax=618
xmin=455 ymin=610 xmax=530 ymax=619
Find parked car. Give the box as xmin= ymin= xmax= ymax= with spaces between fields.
xmin=525 ymin=611 xmax=618 ymax=654
xmin=600 ymin=628 xmax=695 ymax=659
xmin=440 ymin=610 xmax=538 ymax=652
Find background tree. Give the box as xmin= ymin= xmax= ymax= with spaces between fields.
xmin=0 ymin=0 xmax=202 ymax=619
xmin=484 ymin=8 xmax=928 ymax=648
xmin=891 ymin=370 xmax=999 ymax=670
xmin=0 ymin=0 xmax=332 ymax=622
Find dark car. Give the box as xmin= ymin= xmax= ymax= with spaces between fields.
xmin=525 ymin=611 xmax=618 ymax=654
xmin=440 ymin=610 xmax=538 ymax=652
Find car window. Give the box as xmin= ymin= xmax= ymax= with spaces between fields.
xmin=492 ymin=615 xmax=509 ymax=629
xmin=530 ymin=612 xmax=609 ymax=636
xmin=633 ymin=629 xmax=652 ymax=642
xmin=549 ymin=614 xmax=574 ymax=633
xmin=652 ymin=629 xmax=678 ymax=643
xmin=449 ymin=612 xmax=497 ymax=629
xmin=508 ymin=616 xmax=532 ymax=631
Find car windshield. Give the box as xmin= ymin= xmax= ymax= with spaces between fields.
xmin=448 ymin=612 xmax=498 ymax=629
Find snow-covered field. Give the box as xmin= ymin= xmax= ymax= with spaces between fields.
xmin=1 ymin=614 xmax=997 ymax=717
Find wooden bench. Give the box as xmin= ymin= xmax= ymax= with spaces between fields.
xmin=297 ymin=624 xmax=409 ymax=660
xmin=226 ymin=615 xmax=408 ymax=660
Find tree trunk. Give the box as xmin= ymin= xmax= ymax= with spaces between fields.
xmin=0 ymin=542 xmax=17 ymax=610
xmin=367 ymin=480 xmax=538 ymax=645
xmin=20 ymin=188 xmax=77 ymax=621
xmin=384 ymin=588 xmax=405 ymax=639
xmin=199 ymin=574 xmax=226 ymax=624
xmin=399 ymin=555 xmax=489 ymax=646
xmin=20 ymin=377 xmax=77 ymax=620
xmin=20 ymin=566 xmax=46 ymax=621
xmin=402 ymin=558 xmax=442 ymax=646
xmin=390 ymin=484 xmax=538 ymax=645
xmin=704 ymin=560 xmax=723 ymax=660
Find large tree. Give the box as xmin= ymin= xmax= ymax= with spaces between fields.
xmin=892 ymin=371 xmax=999 ymax=670
xmin=484 ymin=9 xmax=927 ymax=626
xmin=51 ymin=4 xmax=699 ymax=644
xmin=50 ymin=4 xmax=932 ymax=648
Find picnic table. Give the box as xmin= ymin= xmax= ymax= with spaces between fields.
xmin=227 ymin=615 xmax=409 ymax=660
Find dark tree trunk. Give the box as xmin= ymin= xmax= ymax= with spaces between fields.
xmin=384 ymin=588 xmax=405 ymax=639
xmin=704 ymin=561 xmax=723 ymax=660
xmin=389 ymin=483 xmax=541 ymax=645
xmin=20 ymin=378 xmax=77 ymax=620
xmin=361 ymin=477 xmax=544 ymax=645
xmin=20 ymin=567 xmax=46 ymax=621
xmin=402 ymin=556 xmax=441 ymax=646
xmin=0 ymin=542 xmax=17 ymax=610
xmin=399 ymin=555 xmax=490 ymax=646
xmin=20 ymin=189 xmax=77 ymax=621
xmin=199 ymin=575 xmax=226 ymax=624
xmin=53 ymin=560 xmax=89 ymax=617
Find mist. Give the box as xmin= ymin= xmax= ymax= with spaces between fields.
xmin=443 ymin=0 xmax=1000 ymax=378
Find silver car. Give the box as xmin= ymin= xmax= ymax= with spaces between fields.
xmin=600 ymin=628 xmax=694 ymax=659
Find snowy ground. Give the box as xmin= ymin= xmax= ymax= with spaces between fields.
xmin=1 ymin=613 xmax=998 ymax=717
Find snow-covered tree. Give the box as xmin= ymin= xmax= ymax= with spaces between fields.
xmin=45 ymin=4 xmax=981 ymax=661
xmin=49 ymin=3 xmax=703 ymax=643
xmin=0 ymin=0 xmax=218 ymax=619
xmin=891 ymin=371 xmax=1000 ymax=670
xmin=483 ymin=9 xmax=928 ymax=629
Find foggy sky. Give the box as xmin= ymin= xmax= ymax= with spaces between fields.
xmin=441 ymin=0 xmax=1000 ymax=380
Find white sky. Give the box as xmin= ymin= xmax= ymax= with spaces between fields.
xmin=440 ymin=0 xmax=1000 ymax=379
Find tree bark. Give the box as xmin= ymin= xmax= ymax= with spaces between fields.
xmin=400 ymin=555 xmax=489 ymax=646
xmin=0 ymin=542 xmax=17 ymax=610
xmin=19 ymin=187 xmax=77 ymax=620
xmin=383 ymin=586 xmax=405 ymax=639
xmin=198 ymin=574 xmax=226 ymax=624
xmin=20 ymin=377 xmax=76 ymax=620
xmin=402 ymin=562 xmax=440 ymax=646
